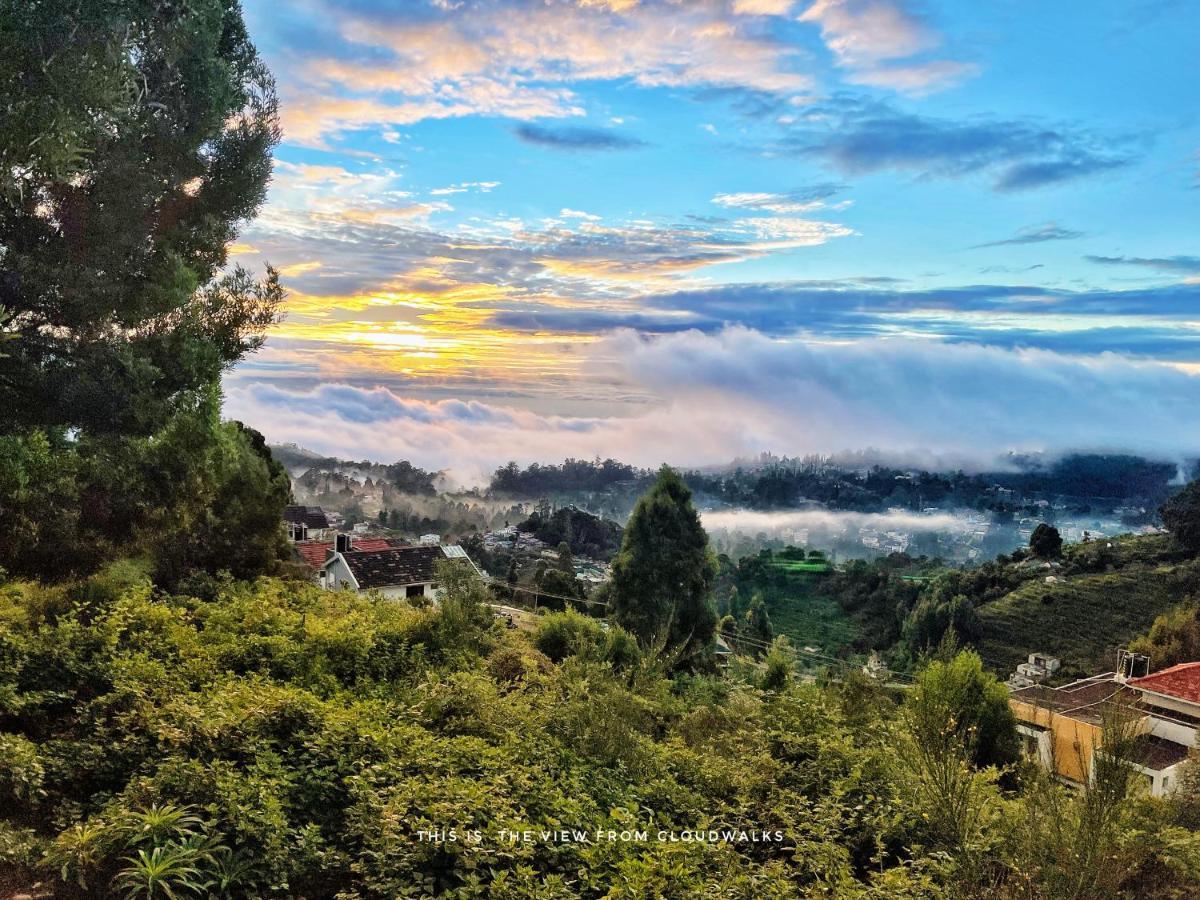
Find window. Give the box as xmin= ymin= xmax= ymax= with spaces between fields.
xmin=406 ymin=584 xmax=425 ymax=598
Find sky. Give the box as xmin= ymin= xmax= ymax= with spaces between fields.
xmin=223 ymin=0 xmax=1200 ymax=480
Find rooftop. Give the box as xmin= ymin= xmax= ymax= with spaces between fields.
xmin=295 ymin=537 xmax=396 ymax=569
xmin=1010 ymin=674 xmax=1136 ymax=726
xmin=283 ymin=505 xmax=330 ymax=529
xmin=330 ymin=544 xmax=474 ymax=590
xmin=1129 ymin=734 xmax=1191 ymax=772
xmin=1129 ymin=662 xmax=1200 ymax=706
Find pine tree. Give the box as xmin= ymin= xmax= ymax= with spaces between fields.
xmin=609 ymin=466 xmax=717 ymax=667
xmin=0 ymin=0 xmax=282 ymax=436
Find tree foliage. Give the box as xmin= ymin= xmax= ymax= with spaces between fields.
xmin=1162 ymin=480 xmax=1200 ymax=553
xmin=608 ymin=466 xmax=718 ymax=667
xmin=0 ymin=0 xmax=282 ymax=436
xmin=1030 ymin=523 xmax=1063 ymax=559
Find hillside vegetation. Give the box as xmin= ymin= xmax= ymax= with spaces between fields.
xmin=5 ymin=561 xmax=1200 ymax=897
xmin=973 ymin=534 xmax=1200 ymax=679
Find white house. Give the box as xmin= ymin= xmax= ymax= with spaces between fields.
xmin=319 ymin=539 xmax=480 ymax=600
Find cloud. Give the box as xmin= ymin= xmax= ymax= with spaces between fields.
xmin=712 ymin=184 xmax=845 ymax=213
xmin=701 ymin=507 xmax=977 ymax=537
xmin=1086 ymin=255 xmax=1200 ymax=275
xmin=275 ymin=0 xmax=816 ymax=146
xmin=971 ymin=223 xmax=1086 ymax=248
xmin=514 ymin=123 xmax=647 ymax=150
xmin=481 ymin=280 xmax=1200 ymax=361
xmin=226 ymin=329 xmax=1200 ymax=481
xmin=429 ymin=181 xmax=501 ymax=195
xmin=788 ymin=97 xmax=1133 ymax=191
xmin=799 ymin=0 xmax=977 ymax=94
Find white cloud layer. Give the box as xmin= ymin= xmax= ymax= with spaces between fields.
xmin=226 ymin=328 xmax=1200 ymax=483
xmin=700 ymin=507 xmax=975 ymax=536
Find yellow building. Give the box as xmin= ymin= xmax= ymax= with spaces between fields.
xmin=1009 ymin=671 xmax=1193 ymax=796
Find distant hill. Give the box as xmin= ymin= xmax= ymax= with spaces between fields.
xmin=974 ymin=534 xmax=1200 ymax=680
xmin=518 ymin=505 xmax=624 ymax=561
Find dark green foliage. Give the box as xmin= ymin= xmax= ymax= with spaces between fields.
xmin=744 ymin=593 xmax=774 ymax=648
xmin=900 ymin=585 xmax=981 ymax=659
xmin=824 ymin=555 xmax=928 ymax=650
xmin=1161 ymin=480 xmax=1200 ymax=553
xmin=685 ymin=453 xmax=1176 ymax=514
xmin=1129 ymin=598 xmax=1200 ymax=670
xmin=716 ymin=548 xmax=859 ymax=652
xmin=491 ymin=458 xmax=647 ymax=495
xmin=609 ymin=467 xmax=717 ymax=666
xmin=0 ymin=0 xmax=281 ymax=437
xmin=517 ymin=505 xmax=624 ymax=561
xmin=0 ymin=391 xmax=290 ymax=584
xmin=1030 ymin=523 xmax=1063 ymax=558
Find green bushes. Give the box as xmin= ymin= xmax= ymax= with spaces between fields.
xmin=1 ymin=566 xmax=1198 ymax=897
xmin=532 ymin=607 xmax=641 ymax=669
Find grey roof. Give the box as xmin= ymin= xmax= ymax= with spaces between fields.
xmin=340 ymin=545 xmax=446 ymax=589
xmin=1130 ymin=735 xmax=1190 ymax=771
xmin=283 ymin=505 xmax=330 ymax=529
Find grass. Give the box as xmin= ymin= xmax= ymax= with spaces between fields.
xmin=769 ymin=559 xmax=833 ymax=574
xmin=976 ymin=538 xmax=1199 ymax=680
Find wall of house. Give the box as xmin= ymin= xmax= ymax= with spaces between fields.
xmin=1147 ymin=714 xmax=1198 ymax=748
xmin=321 ymin=557 xmax=357 ymax=591
xmin=1009 ymin=698 xmax=1133 ymax=785
xmin=376 ymin=582 xmax=435 ymax=601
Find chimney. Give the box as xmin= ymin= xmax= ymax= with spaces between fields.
xmin=336 ymin=533 xmax=351 ymax=554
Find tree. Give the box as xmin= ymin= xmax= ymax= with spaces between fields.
xmin=1129 ymin=598 xmax=1200 ymax=670
xmin=1161 ymin=481 xmax=1200 ymax=553
xmin=1029 ymin=523 xmax=1063 ymax=559
xmin=909 ymin=650 xmax=1019 ymax=770
xmin=608 ymin=466 xmax=717 ymax=667
xmin=744 ymin=593 xmax=773 ymax=650
xmin=556 ymin=541 xmax=574 ymax=574
xmin=0 ymin=0 xmax=282 ymax=436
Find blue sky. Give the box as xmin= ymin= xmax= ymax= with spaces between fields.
xmin=223 ymin=0 xmax=1200 ymax=478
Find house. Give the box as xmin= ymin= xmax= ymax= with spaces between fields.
xmin=283 ymin=505 xmax=331 ymax=542
xmin=319 ymin=537 xmax=481 ymax=600
xmin=1009 ymin=658 xmax=1199 ymax=797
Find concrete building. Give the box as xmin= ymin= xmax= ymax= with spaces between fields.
xmin=1009 ymin=660 xmax=1200 ymax=797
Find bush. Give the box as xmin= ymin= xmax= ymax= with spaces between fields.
xmin=532 ymin=608 xmax=606 ymax=662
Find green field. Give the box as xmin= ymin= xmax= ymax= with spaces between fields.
xmin=769 ymin=559 xmax=833 ymax=574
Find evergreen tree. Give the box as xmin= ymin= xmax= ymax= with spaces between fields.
xmin=1029 ymin=523 xmax=1063 ymax=559
xmin=609 ymin=466 xmax=717 ymax=666
xmin=1161 ymin=481 xmax=1200 ymax=553
xmin=557 ymin=540 xmax=574 ymax=574
xmin=0 ymin=0 xmax=282 ymax=436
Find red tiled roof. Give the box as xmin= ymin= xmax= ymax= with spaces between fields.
xmin=1129 ymin=662 xmax=1200 ymax=705
xmin=295 ymin=538 xmax=394 ymax=569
